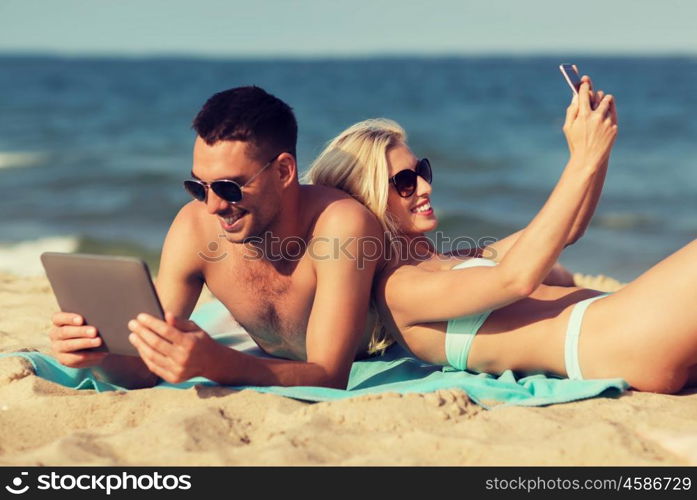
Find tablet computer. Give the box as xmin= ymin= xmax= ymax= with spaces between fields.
xmin=40 ymin=252 xmax=163 ymax=357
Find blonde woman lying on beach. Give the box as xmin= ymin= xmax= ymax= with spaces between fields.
xmin=307 ymin=76 xmax=697 ymax=394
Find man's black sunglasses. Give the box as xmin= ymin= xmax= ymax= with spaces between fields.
xmin=184 ymin=153 xmax=280 ymax=204
xmin=389 ymin=158 xmax=432 ymax=198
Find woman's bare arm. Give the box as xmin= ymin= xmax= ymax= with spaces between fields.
xmin=447 ymin=232 xmax=575 ymax=286
xmin=481 ymin=83 xmax=616 ymax=260
xmin=482 ymin=158 xmax=609 ymax=253
xmin=387 ymin=160 xmax=597 ymax=324
xmin=566 ymin=85 xmax=616 ymax=244
xmin=385 ymin=82 xmax=618 ymax=325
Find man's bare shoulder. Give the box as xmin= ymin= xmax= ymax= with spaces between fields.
xmin=169 ymin=201 xmax=216 ymax=238
xmin=162 ymin=202 xmax=214 ymax=268
xmin=172 ymin=200 xmax=206 ymax=225
xmin=303 ymin=186 xmax=386 ymax=271
xmin=301 ymin=184 xmax=354 ymax=208
xmin=307 ymin=186 xmax=382 ymax=239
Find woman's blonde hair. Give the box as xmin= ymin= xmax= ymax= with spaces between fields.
xmin=304 ymin=118 xmax=406 ymax=239
xmin=304 ymin=118 xmax=407 ymax=355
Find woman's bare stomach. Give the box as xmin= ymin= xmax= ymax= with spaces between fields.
xmin=401 ymin=284 xmax=606 ymax=375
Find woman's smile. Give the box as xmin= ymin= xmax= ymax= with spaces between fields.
xmin=411 ymin=198 xmax=433 ymax=216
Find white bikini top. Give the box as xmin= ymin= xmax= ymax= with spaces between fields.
xmin=450 ymin=257 xmax=497 ymax=271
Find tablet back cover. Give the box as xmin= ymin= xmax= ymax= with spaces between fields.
xmin=41 ymin=252 xmax=163 ymax=356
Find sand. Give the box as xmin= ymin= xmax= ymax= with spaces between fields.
xmin=1 ymin=271 xmax=696 ymax=466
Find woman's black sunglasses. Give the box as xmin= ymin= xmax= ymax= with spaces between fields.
xmin=184 ymin=153 xmax=280 ymax=204
xmin=389 ymin=158 xmax=432 ymax=198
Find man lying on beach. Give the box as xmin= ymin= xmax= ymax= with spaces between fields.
xmin=49 ymin=86 xmax=386 ymax=389
xmin=48 ymin=86 xmax=576 ymax=390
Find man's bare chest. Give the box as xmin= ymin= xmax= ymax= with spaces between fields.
xmin=203 ymin=256 xmax=317 ymax=357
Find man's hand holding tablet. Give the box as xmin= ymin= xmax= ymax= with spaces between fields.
xmin=42 ymin=253 xmax=166 ymax=386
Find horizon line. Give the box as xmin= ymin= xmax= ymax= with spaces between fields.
xmin=1 ymin=49 xmax=696 ymax=61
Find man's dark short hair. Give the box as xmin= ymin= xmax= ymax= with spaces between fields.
xmin=192 ymin=86 xmax=297 ymax=162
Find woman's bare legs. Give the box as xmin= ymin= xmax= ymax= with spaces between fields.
xmin=687 ymin=365 xmax=697 ymax=388
xmin=580 ymin=238 xmax=697 ymax=393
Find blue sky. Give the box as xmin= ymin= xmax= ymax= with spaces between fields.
xmin=1 ymin=0 xmax=695 ymax=57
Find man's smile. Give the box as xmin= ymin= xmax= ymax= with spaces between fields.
xmin=219 ymin=210 xmax=248 ymax=230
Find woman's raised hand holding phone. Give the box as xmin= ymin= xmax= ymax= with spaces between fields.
xmin=562 ymin=75 xmax=618 ymax=169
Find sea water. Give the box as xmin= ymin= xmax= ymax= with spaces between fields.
xmin=0 ymin=55 xmax=695 ymax=280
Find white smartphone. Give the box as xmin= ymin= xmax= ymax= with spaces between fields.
xmin=559 ymin=64 xmax=582 ymax=95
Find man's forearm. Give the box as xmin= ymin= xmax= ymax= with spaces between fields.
xmin=204 ymin=347 xmax=345 ymax=389
xmin=92 ymin=355 xmax=159 ymax=389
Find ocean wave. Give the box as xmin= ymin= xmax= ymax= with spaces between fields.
xmin=0 ymin=152 xmax=45 ymax=170
xmin=0 ymin=237 xmax=79 ymax=276
xmin=0 ymin=235 xmax=161 ymax=277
